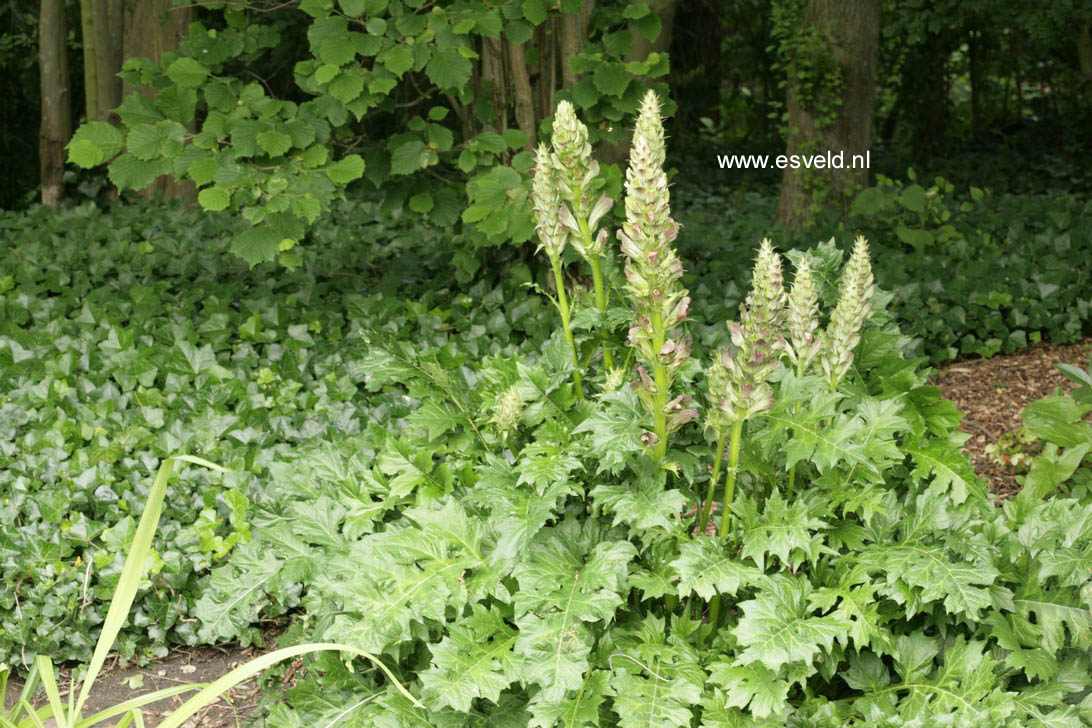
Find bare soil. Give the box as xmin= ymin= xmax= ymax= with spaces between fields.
xmin=929 ymin=337 xmax=1092 ymax=498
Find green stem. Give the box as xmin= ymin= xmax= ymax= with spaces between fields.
xmin=550 ymin=253 xmax=584 ymax=400
xmin=577 ymin=217 xmax=614 ymax=370
xmin=708 ymin=595 xmax=720 ymax=628
xmin=649 ymin=309 xmax=669 ymax=461
xmin=699 ymin=432 xmax=728 ymax=534
xmin=587 ymin=254 xmax=614 ymax=370
xmin=786 ymin=359 xmax=806 ymax=499
xmin=718 ymin=419 xmax=744 ymax=538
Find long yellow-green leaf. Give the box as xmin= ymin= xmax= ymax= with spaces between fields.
xmin=75 ymin=456 xmax=226 ymax=719
xmin=15 ymin=702 xmax=46 ymax=728
xmin=155 ymin=643 xmax=424 ymax=728
xmin=75 ymin=685 xmax=203 ymax=728
xmin=33 ymin=657 xmax=68 ymax=728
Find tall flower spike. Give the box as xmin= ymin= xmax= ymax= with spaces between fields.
xmin=706 ymin=241 xmax=786 ymax=429
xmin=618 ymin=91 xmax=693 ymax=457
xmin=745 ymin=238 xmax=788 ymax=349
xmin=551 ymin=101 xmax=594 ymax=213
xmin=785 ymin=254 xmax=821 ymax=374
xmin=820 ymin=236 xmax=875 ymax=388
xmin=531 ymin=144 xmax=566 ymax=258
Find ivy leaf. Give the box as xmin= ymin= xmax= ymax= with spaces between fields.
xmin=418 ymin=605 xmax=522 ymax=712
xmin=671 ymin=535 xmax=761 ymax=601
xmin=732 ymin=574 xmax=850 ymax=671
xmin=706 ymin=662 xmax=790 ymax=719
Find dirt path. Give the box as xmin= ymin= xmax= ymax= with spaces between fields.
xmin=929 ymin=337 xmax=1092 ymax=498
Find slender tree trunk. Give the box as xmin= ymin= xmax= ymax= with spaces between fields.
xmin=121 ymin=0 xmax=195 ymax=202
xmin=39 ymin=0 xmax=71 ymax=208
xmin=80 ymin=0 xmax=98 ymax=123
xmin=92 ymin=0 xmax=124 ymax=120
xmin=776 ymin=0 xmax=881 ymax=230
xmin=506 ymin=40 xmax=537 ymax=149
xmin=559 ymin=1 xmax=594 ymax=88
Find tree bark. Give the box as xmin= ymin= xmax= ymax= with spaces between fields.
xmin=39 ymin=0 xmax=71 ymax=208
xmin=506 ymin=40 xmax=537 ymax=149
xmin=559 ymin=1 xmax=594 ymax=89
xmin=776 ymin=0 xmax=881 ymax=230
xmin=92 ymin=0 xmax=124 ymax=121
xmin=122 ymin=0 xmax=195 ymax=202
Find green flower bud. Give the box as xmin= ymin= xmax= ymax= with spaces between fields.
xmin=531 ymin=144 xmax=566 ymax=258
xmin=785 ymin=254 xmax=821 ymax=372
xmin=491 ymin=384 xmax=524 ymax=438
xmin=551 ymin=100 xmax=594 ymax=215
xmin=820 ymin=236 xmax=875 ymax=388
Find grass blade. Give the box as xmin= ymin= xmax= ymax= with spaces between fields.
xmin=32 ymin=657 xmax=67 ymax=728
xmin=155 ymin=643 xmax=424 ymax=728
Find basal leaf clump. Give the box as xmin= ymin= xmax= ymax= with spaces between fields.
xmin=191 ymin=93 xmax=1092 ymax=728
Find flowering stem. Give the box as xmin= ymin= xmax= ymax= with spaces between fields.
xmin=718 ymin=419 xmax=744 ymax=538
xmin=650 ymin=308 xmax=669 ymax=460
xmin=549 ymin=253 xmax=584 ymax=400
xmin=699 ymin=431 xmax=728 ymax=533
xmin=786 ymin=359 xmax=806 ymax=499
xmin=585 ymin=247 xmax=615 ymax=370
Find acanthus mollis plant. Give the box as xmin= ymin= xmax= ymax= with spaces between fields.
xmin=617 ymin=90 xmax=695 ymax=461
xmin=819 ymin=235 xmax=875 ymax=389
xmin=532 ymin=142 xmax=584 ymax=400
xmin=191 ymin=96 xmax=1092 ymax=728
xmin=550 ymin=101 xmax=617 ymax=370
xmin=701 ymin=238 xmax=787 ymax=535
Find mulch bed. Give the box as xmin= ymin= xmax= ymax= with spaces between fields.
xmin=928 ymin=337 xmax=1092 ymax=499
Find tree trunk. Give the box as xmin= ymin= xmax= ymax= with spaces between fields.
xmin=776 ymin=0 xmax=881 ymax=230
xmin=122 ymin=0 xmax=196 ymax=202
xmin=506 ymin=40 xmax=537 ymax=149
xmin=559 ymin=1 xmax=594 ymax=89
xmin=39 ymin=0 xmax=71 ymax=208
xmin=92 ymin=0 xmax=124 ymax=121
